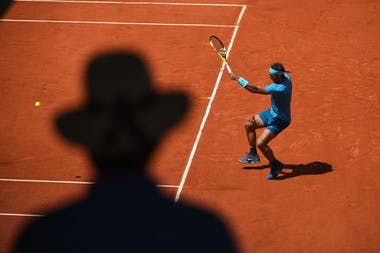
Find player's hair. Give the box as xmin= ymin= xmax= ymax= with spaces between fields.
xmin=271 ymin=62 xmax=291 ymax=74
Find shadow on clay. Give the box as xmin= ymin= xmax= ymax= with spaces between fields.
xmin=242 ymin=161 xmax=333 ymax=180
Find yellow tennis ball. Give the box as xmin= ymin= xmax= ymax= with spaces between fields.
xmin=34 ymin=101 xmax=41 ymax=107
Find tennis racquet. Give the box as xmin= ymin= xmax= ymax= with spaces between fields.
xmin=209 ymin=35 xmax=232 ymax=74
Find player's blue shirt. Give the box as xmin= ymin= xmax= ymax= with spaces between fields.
xmin=264 ymin=74 xmax=292 ymax=123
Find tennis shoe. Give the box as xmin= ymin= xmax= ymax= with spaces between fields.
xmin=267 ymin=160 xmax=284 ymax=180
xmin=239 ymin=154 xmax=260 ymax=164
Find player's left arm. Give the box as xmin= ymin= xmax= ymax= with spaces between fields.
xmin=229 ymin=72 xmax=268 ymax=94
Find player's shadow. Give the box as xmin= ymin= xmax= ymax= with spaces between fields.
xmin=242 ymin=161 xmax=333 ymax=180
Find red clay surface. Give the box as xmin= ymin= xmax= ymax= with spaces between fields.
xmin=1 ymin=0 xmax=379 ymax=253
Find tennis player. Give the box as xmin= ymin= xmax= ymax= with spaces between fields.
xmin=229 ymin=63 xmax=292 ymax=179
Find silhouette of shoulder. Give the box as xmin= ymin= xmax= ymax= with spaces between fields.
xmin=13 ymin=177 xmax=238 ymax=253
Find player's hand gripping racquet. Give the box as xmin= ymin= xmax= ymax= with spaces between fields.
xmin=209 ymin=35 xmax=232 ymax=74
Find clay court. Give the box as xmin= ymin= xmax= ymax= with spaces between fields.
xmin=0 ymin=0 xmax=379 ymax=252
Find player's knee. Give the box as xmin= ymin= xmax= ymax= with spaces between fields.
xmin=257 ymin=140 xmax=266 ymax=150
xmin=244 ymin=119 xmax=256 ymax=131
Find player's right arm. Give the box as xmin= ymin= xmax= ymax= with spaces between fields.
xmin=229 ymin=72 xmax=268 ymax=94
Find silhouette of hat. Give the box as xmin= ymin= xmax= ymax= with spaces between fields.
xmin=56 ymin=52 xmax=188 ymax=166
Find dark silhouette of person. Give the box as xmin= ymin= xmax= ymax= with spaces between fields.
xmin=0 ymin=0 xmax=13 ymax=17
xmin=12 ymin=52 xmax=238 ymax=253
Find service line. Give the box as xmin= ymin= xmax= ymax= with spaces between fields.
xmin=15 ymin=0 xmax=245 ymax=7
xmin=0 ymin=19 xmax=237 ymax=28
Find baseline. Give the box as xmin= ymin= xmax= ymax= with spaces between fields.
xmin=0 ymin=178 xmax=179 ymax=188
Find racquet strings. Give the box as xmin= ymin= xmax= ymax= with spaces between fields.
xmin=209 ymin=36 xmax=226 ymax=58
xmin=210 ymin=36 xmax=225 ymax=52
xmin=209 ymin=35 xmax=232 ymax=73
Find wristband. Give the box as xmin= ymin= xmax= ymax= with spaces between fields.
xmin=237 ymin=77 xmax=249 ymax=88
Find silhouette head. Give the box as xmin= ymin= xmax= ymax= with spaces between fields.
xmin=56 ymin=52 xmax=188 ymax=175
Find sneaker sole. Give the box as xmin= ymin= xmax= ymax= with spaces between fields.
xmin=239 ymin=159 xmax=260 ymax=164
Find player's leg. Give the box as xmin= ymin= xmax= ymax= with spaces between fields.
xmin=239 ymin=114 xmax=265 ymax=164
xmin=256 ymin=129 xmax=277 ymax=162
xmin=258 ymin=120 xmax=289 ymax=179
xmin=257 ymin=129 xmax=284 ymax=179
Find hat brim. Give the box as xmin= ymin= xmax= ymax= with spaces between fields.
xmin=56 ymin=92 xmax=188 ymax=151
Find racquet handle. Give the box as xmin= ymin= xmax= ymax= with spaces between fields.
xmin=219 ymin=54 xmax=232 ymax=74
xmin=225 ymin=63 xmax=232 ymax=74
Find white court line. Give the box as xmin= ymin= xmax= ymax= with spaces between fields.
xmin=0 ymin=178 xmax=179 ymax=188
xmin=236 ymin=4 xmax=247 ymax=25
xmin=0 ymin=19 xmax=236 ymax=28
xmin=0 ymin=179 xmax=178 ymax=217
xmin=1 ymin=1 xmax=246 ymax=204
xmin=15 ymin=0 xmax=245 ymax=7
xmin=174 ymin=5 xmax=247 ymax=202
xmin=0 ymin=212 xmax=43 ymax=217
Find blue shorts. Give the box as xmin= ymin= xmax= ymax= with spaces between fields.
xmin=258 ymin=110 xmax=290 ymax=136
